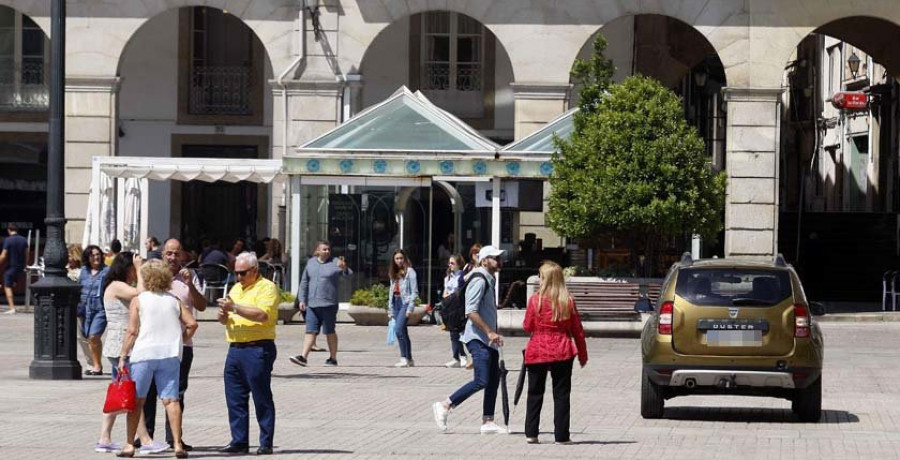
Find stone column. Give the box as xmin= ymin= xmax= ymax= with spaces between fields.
xmin=63 ymin=76 xmax=120 ymax=245
xmin=510 ymin=82 xmax=572 ymax=141
xmin=510 ymin=82 xmax=571 ymax=249
xmin=723 ymin=87 xmax=784 ymax=259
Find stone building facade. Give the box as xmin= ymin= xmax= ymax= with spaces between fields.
xmin=2 ymin=0 xmax=900 ymax=265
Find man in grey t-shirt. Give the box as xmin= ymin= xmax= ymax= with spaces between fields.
xmin=432 ymin=245 xmax=507 ymax=434
xmin=289 ymin=241 xmax=352 ymax=367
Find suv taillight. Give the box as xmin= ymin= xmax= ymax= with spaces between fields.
xmin=794 ymin=304 xmax=810 ymax=338
xmin=658 ymin=301 xmax=673 ymax=335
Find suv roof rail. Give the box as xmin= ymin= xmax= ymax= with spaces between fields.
xmin=774 ymin=253 xmax=788 ymax=267
xmin=680 ymin=252 xmax=693 ymax=266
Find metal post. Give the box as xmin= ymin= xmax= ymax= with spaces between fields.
xmin=29 ymin=0 xmax=82 ymax=380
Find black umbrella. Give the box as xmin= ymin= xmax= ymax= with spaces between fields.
xmin=498 ymin=346 xmax=510 ymax=429
xmin=513 ymin=349 xmax=527 ymax=408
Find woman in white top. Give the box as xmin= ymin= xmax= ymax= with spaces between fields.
xmin=94 ymin=253 xmax=168 ymax=454
xmin=117 ymin=259 xmax=197 ymax=459
xmin=443 ymin=254 xmax=468 ymax=368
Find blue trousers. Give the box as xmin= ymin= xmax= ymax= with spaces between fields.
xmin=448 ymin=339 xmax=500 ymax=418
xmin=450 ymin=331 xmax=467 ymax=360
xmin=391 ymin=296 xmax=412 ymax=360
xmin=224 ymin=341 xmax=277 ymax=448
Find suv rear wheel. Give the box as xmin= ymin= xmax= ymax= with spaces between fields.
xmin=641 ymin=369 xmax=665 ymax=419
xmin=792 ymin=376 xmax=822 ymax=422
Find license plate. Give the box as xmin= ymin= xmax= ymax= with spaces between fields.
xmin=706 ymin=330 xmax=763 ymax=347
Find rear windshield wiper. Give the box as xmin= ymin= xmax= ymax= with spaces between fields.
xmin=730 ymin=297 xmax=773 ymax=306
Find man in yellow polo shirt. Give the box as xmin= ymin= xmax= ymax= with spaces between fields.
xmin=216 ymin=251 xmax=279 ymax=455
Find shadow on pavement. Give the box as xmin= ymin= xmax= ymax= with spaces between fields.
xmin=273 ymin=372 xmax=419 ymax=380
xmin=184 ymin=448 xmax=353 ymax=457
xmin=664 ymin=407 xmax=858 ymax=424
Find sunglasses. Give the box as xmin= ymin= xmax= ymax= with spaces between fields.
xmin=235 ymin=267 xmax=256 ymax=277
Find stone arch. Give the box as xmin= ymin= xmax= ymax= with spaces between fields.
xmin=794 ymin=16 xmax=900 ymax=78
xmin=0 ymin=0 xmax=48 ymax=36
xmin=67 ymin=0 xmax=295 ymax=78
xmin=358 ymin=9 xmax=516 ymax=139
xmin=571 ymin=14 xmax=727 ymax=90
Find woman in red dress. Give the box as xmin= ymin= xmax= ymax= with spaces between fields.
xmin=522 ymin=261 xmax=588 ymax=444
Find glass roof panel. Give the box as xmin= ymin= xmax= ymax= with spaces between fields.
xmin=304 ymin=92 xmax=490 ymax=151
xmin=504 ymin=109 xmax=576 ymax=153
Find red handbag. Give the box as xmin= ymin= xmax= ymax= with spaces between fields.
xmin=103 ymin=367 xmax=137 ymax=414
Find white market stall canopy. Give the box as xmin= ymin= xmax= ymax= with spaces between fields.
xmin=84 ymin=156 xmax=284 ymax=252
xmin=285 ymin=86 xmax=555 ymax=179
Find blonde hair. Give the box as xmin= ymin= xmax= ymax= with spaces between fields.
xmin=537 ymin=261 xmax=572 ymax=321
xmin=141 ymin=259 xmax=173 ymax=293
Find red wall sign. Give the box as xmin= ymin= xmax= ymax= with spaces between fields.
xmin=831 ymin=92 xmax=868 ymax=111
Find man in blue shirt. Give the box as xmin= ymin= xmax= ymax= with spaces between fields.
xmin=0 ymin=223 xmax=27 ymax=314
xmin=289 ymin=241 xmax=352 ymax=367
xmin=433 ymin=245 xmax=507 ymax=434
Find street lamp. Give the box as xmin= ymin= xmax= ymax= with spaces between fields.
xmin=847 ymin=51 xmax=861 ymax=79
xmin=29 ymin=0 xmax=82 ymax=380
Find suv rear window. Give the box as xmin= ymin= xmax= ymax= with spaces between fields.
xmin=675 ymin=268 xmax=793 ymax=307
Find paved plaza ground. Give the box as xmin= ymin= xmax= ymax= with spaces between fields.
xmin=2 ymin=314 xmax=900 ymax=459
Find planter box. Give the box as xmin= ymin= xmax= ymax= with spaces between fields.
xmin=347 ymin=305 xmax=427 ymax=326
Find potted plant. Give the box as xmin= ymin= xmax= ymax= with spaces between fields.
xmin=347 ymin=284 xmax=428 ymax=326
xmin=347 ymin=284 xmax=389 ymax=326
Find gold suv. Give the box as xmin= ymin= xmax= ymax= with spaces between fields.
xmin=639 ymin=254 xmax=824 ymax=422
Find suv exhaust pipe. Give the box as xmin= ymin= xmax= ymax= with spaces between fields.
xmin=684 ymin=378 xmax=697 ymax=389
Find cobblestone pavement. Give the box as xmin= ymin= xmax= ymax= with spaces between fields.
xmin=1 ymin=315 xmax=900 ymax=459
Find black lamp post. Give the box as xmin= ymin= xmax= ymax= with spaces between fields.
xmin=848 ymin=51 xmax=861 ymax=79
xmin=29 ymin=0 xmax=82 ymax=380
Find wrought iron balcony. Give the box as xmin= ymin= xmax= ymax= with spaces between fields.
xmin=189 ymin=65 xmax=252 ymax=116
xmin=0 ymin=61 xmax=49 ymax=112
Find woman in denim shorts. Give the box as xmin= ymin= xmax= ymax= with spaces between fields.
xmin=78 ymin=245 xmax=108 ymax=375
xmin=116 ymin=260 xmax=197 ymax=458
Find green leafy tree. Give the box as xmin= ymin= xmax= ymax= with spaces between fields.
xmin=548 ymin=36 xmax=726 ymax=273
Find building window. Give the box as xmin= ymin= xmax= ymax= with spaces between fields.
xmin=421 ymin=12 xmax=483 ymax=92
xmin=189 ymin=7 xmax=253 ymax=116
xmin=412 ymin=12 xmax=494 ymax=124
xmin=179 ymin=7 xmax=264 ymax=124
xmin=0 ymin=7 xmax=48 ymax=112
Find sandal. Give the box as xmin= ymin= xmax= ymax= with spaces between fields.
xmin=84 ymin=369 xmax=103 ymax=376
xmin=175 ymin=449 xmax=189 ymax=459
xmin=116 ymin=448 xmax=135 ymax=458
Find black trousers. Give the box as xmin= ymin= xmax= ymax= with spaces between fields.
xmin=524 ymin=358 xmax=573 ymax=442
xmin=144 ymin=346 xmax=194 ymax=445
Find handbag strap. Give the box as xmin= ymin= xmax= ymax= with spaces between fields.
xmin=116 ymin=365 xmax=132 ymax=382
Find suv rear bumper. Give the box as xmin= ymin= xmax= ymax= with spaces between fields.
xmin=645 ymin=364 xmax=821 ymax=389
xmin=670 ymin=370 xmax=794 ymax=388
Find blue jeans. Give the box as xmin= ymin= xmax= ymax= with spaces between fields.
xmin=225 ymin=341 xmax=277 ymax=448
xmin=391 ymin=296 xmax=412 ymax=360
xmin=450 ymin=331 xmax=467 ymax=360
xmin=448 ymin=340 xmax=500 ymax=418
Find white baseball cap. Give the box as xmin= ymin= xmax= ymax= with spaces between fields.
xmin=477 ymin=245 xmax=505 ymax=262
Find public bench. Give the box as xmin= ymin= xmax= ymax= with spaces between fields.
xmin=568 ymin=280 xmax=662 ymax=322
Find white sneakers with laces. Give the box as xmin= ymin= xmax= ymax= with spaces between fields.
xmin=394 ymin=358 xmax=414 ymax=368
xmin=432 ymin=402 xmax=449 ymax=430
xmin=444 ymin=359 xmax=461 ymax=368
xmin=480 ymin=421 xmax=508 ymax=435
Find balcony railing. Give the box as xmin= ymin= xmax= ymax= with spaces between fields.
xmin=0 ymin=61 xmax=49 ymax=112
xmin=189 ymin=65 xmax=252 ymax=116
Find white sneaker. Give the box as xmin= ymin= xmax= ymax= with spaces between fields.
xmin=432 ymin=402 xmax=449 ymax=430
xmin=444 ymin=359 xmax=461 ymax=368
xmin=459 ymin=357 xmax=467 ymax=367
xmin=3 ymin=309 xmax=15 ymax=315
xmin=480 ymin=421 xmax=508 ymax=435
xmin=394 ymin=358 xmax=410 ymax=368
